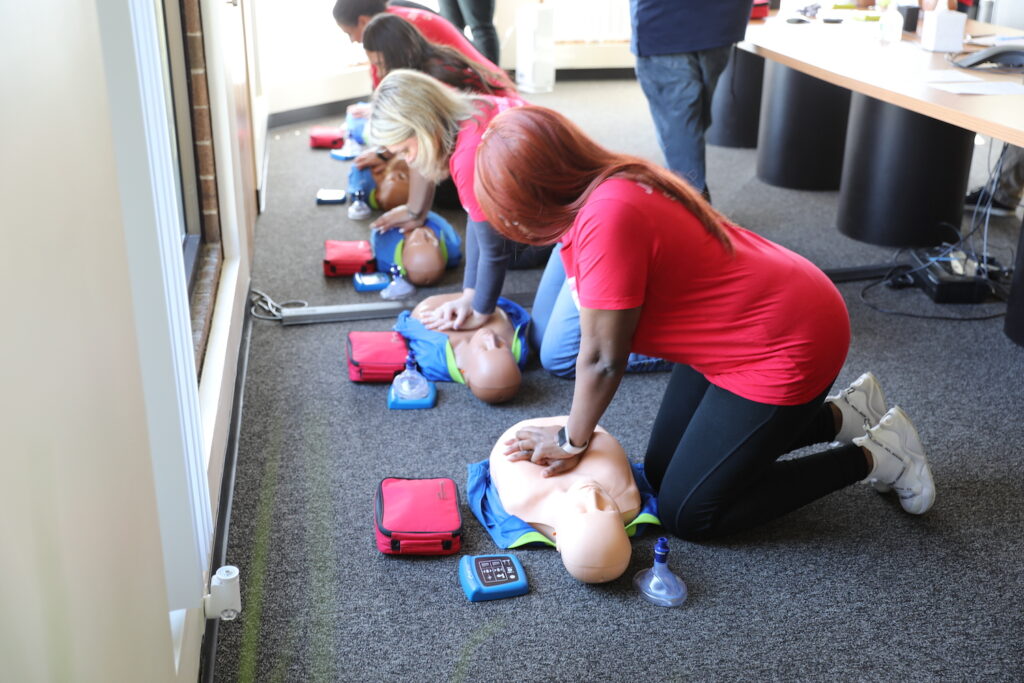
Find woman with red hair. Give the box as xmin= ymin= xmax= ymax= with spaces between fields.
xmin=479 ymin=106 xmax=936 ymax=540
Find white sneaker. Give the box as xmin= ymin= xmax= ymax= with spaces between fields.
xmin=853 ymin=406 xmax=935 ymax=515
xmin=827 ymin=372 xmax=887 ymax=443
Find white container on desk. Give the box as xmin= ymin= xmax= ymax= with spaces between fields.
xmin=920 ymin=4 xmax=967 ymax=52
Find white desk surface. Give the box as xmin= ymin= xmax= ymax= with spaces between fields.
xmin=739 ymin=17 xmax=1024 ymax=146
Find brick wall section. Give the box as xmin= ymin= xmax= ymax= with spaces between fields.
xmin=182 ymin=0 xmax=221 ymax=244
xmin=182 ymin=0 xmax=223 ymax=376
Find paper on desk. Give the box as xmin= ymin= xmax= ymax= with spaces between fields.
xmin=924 ymin=70 xmax=983 ymax=83
xmin=966 ymin=35 xmax=1024 ymax=48
xmin=929 ymin=81 xmax=1024 ymax=95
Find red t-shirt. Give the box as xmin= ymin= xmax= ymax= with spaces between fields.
xmin=449 ymin=95 xmax=524 ymax=221
xmin=560 ymin=178 xmax=850 ymax=405
xmin=370 ymin=7 xmax=501 ymax=88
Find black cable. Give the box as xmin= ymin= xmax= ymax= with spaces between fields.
xmin=857 ymin=245 xmax=1007 ymax=321
xmin=858 ymin=275 xmax=1005 ymax=321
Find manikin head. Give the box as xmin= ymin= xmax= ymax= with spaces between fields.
xmin=553 ymin=480 xmax=632 ymax=583
xmin=371 ymin=157 xmax=410 ymax=211
xmin=400 ymin=227 xmax=445 ymax=286
xmin=410 ymin=293 xmax=522 ymax=404
xmin=489 ymin=418 xmax=641 ymax=583
xmin=457 ymin=327 xmax=521 ymax=404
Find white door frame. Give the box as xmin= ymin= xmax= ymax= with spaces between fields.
xmin=95 ymin=0 xmax=212 ymax=614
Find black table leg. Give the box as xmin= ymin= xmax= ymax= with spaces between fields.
xmin=756 ymin=62 xmax=851 ymax=190
xmin=708 ymin=47 xmax=765 ymax=149
xmin=837 ymin=93 xmax=974 ymax=248
xmin=1004 ymin=215 xmax=1024 ymax=346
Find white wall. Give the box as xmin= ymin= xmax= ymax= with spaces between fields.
xmin=256 ymin=0 xmax=374 ymax=113
xmin=992 ymin=0 xmax=1024 ymax=29
xmin=259 ymin=0 xmax=634 ymax=114
xmin=0 ymin=3 xmax=186 ymax=681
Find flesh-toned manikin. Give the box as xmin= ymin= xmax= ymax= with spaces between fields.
xmin=490 ymin=417 xmax=642 ymax=583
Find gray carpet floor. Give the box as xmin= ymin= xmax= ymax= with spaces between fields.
xmin=214 ymin=78 xmax=1024 ymax=682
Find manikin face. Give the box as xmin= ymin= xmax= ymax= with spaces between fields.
xmin=460 ymin=329 xmax=521 ymax=404
xmin=401 ymin=227 xmax=445 ymax=286
xmin=373 ymin=158 xmax=410 ymax=211
xmin=554 ymin=480 xmax=631 ymax=584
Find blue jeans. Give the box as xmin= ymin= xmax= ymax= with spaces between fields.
xmin=634 ymin=46 xmax=732 ymax=192
xmin=530 ymin=245 xmax=672 ymax=378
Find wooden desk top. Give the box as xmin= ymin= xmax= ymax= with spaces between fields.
xmin=739 ymin=17 xmax=1024 ymax=146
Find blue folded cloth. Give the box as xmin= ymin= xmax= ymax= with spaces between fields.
xmin=465 ymin=459 xmax=661 ymax=549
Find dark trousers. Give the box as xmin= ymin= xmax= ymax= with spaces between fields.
xmin=643 ymin=365 xmax=868 ymax=540
xmin=438 ymin=0 xmax=499 ymax=64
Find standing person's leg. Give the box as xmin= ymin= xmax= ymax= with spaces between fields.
xmin=460 ymin=0 xmax=499 ymax=64
xmin=635 ymin=47 xmax=728 ymax=194
xmin=696 ymin=45 xmax=733 ymax=135
xmin=437 ymin=0 xmax=466 ymax=32
xmin=635 ymin=52 xmax=708 ymax=191
xmin=995 ymin=144 xmax=1024 ymax=210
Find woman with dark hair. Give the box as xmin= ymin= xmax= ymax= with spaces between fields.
xmin=476 ymin=105 xmax=936 ymax=541
xmin=362 ymin=14 xmax=514 ymax=97
xmin=332 ymin=0 xmax=496 ymax=88
xmin=356 ymin=13 xmax=515 ymax=210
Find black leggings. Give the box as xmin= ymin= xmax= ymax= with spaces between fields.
xmin=643 ymin=365 xmax=869 ymax=541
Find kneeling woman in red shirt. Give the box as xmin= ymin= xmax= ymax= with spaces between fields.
xmin=476 ymin=106 xmax=936 ymax=540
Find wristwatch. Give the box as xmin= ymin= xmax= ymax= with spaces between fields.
xmin=556 ymin=426 xmax=589 ymax=456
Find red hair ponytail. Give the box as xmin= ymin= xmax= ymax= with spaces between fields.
xmin=474 ymin=105 xmax=732 ymax=250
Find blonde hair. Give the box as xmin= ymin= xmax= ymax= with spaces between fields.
xmin=368 ymin=69 xmax=477 ymax=182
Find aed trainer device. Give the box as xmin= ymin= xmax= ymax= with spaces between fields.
xmin=316 ymin=188 xmax=347 ymax=204
xmin=459 ymin=554 xmax=528 ymax=602
xmin=354 ymin=271 xmax=390 ymax=292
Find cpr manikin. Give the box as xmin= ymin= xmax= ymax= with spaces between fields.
xmin=400 ymin=226 xmax=446 ymax=285
xmin=489 ymin=417 xmax=641 ymax=583
xmin=410 ymin=293 xmax=522 ymax=403
xmin=363 ymin=157 xmax=456 ymax=286
xmin=371 ymin=156 xmax=410 ymax=211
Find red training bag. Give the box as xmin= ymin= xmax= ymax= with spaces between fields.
xmin=374 ymin=477 xmax=462 ymax=555
xmin=324 ymin=240 xmax=375 ymax=276
xmin=310 ymin=125 xmax=346 ymax=149
xmin=346 ymin=331 xmax=408 ymax=382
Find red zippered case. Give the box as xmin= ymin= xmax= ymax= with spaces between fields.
xmin=374 ymin=477 xmax=462 ymax=555
xmin=324 ymin=240 xmax=376 ymax=276
xmin=346 ymin=331 xmax=408 ymax=382
xmin=310 ymin=125 xmax=346 ymax=149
